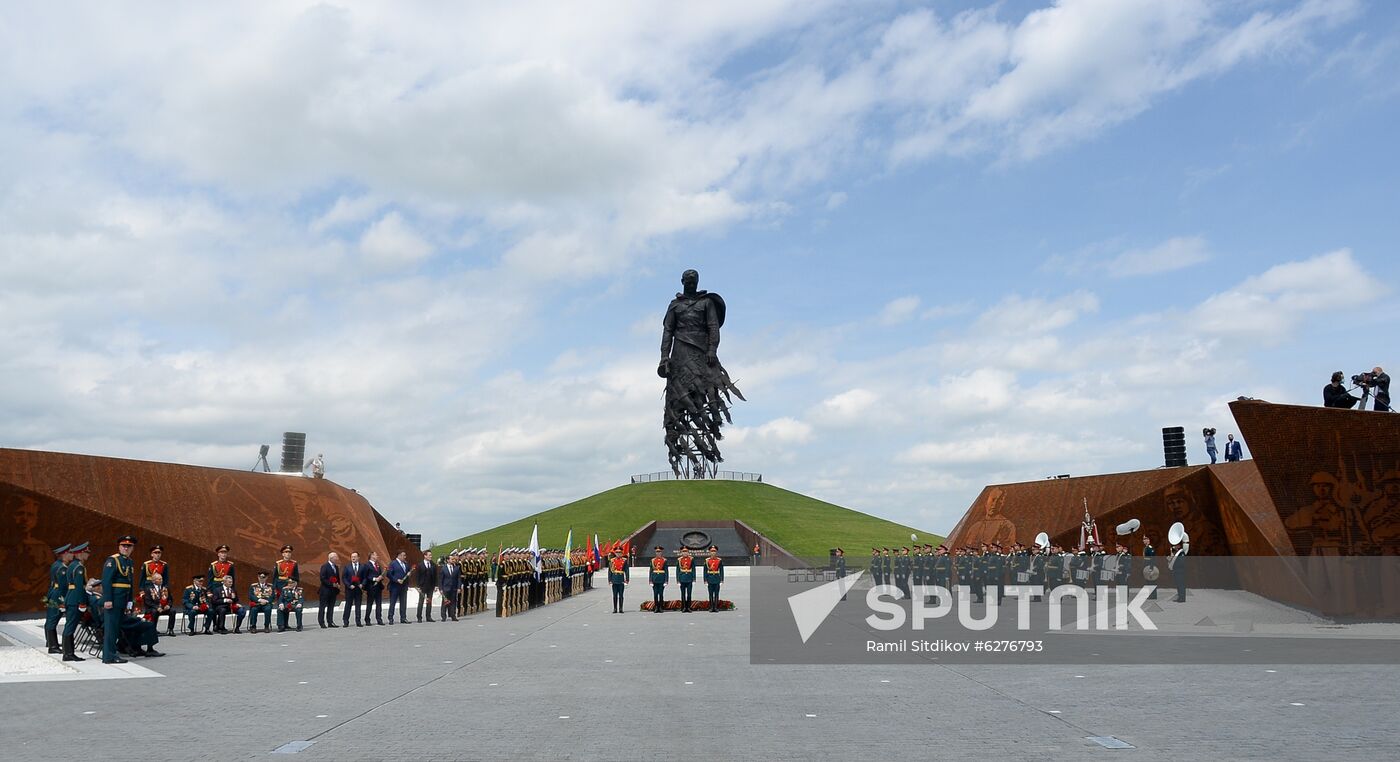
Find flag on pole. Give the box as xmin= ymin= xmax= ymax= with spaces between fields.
xmin=528 ymin=523 xmax=542 ymax=579
xmin=564 ymin=528 xmax=573 ymax=575
xmin=591 ymin=533 xmax=602 ymax=571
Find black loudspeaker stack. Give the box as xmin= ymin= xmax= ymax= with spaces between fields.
xmin=281 ymin=432 xmax=307 ymax=473
xmin=1162 ymin=426 xmax=1187 ymax=467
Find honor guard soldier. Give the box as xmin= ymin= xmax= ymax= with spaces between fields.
xmin=248 ymin=572 xmax=276 ymax=632
xmin=649 ymin=546 xmax=669 ymax=612
xmin=911 ymin=545 xmax=925 ymax=597
xmin=985 ymin=543 xmax=1005 ymax=605
xmin=45 ymin=544 xmax=72 ymax=654
xmin=1142 ymin=536 xmax=1158 ymax=599
xmin=869 ymin=548 xmax=884 ymax=588
xmin=676 ymin=547 xmax=696 ymax=611
xmin=278 ymin=579 xmax=305 ymax=632
xmin=208 ymin=544 xmax=236 ymax=590
xmin=100 ymin=535 xmax=139 ymax=664
xmin=414 ymin=549 xmax=437 ymax=622
xmin=835 ymin=548 xmax=848 ymax=601
xmin=931 ymin=545 xmax=951 ymax=604
xmin=140 ymin=572 xmax=174 ymax=634
xmin=183 ymin=575 xmax=212 ymax=634
xmin=212 ymin=574 xmax=246 ymax=634
xmin=608 ymin=547 xmax=629 ymax=613
xmin=880 ymin=548 xmax=893 ymax=591
xmin=274 ymin=545 xmax=300 ymax=593
xmin=703 ymin=545 xmax=724 ymax=611
xmin=138 ymin=545 xmax=176 ymax=635
xmin=1113 ymin=543 xmax=1132 ymax=588
xmin=62 ymin=542 xmax=92 ymax=660
xmin=319 ymin=552 xmax=342 ymax=628
xmin=893 ymin=548 xmax=910 ymax=599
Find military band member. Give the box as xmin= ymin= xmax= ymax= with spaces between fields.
xmin=608 ymin=548 xmax=629 ymax=613
xmin=342 ymin=551 xmax=367 ymax=627
xmin=100 ymin=534 xmax=138 ymax=663
xmin=212 ymin=574 xmax=245 ymax=634
xmin=137 ymin=546 xmax=175 ymax=635
xmin=319 ymin=551 xmax=342 ymax=628
xmin=911 ymin=545 xmax=925 ymax=598
xmin=248 ymin=572 xmax=276 ymax=633
xmin=676 ymin=547 xmax=696 ymax=612
xmin=388 ymin=550 xmax=411 ymax=624
xmin=141 ymin=572 xmax=175 ymax=635
xmin=880 ymin=548 xmax=893 ymax=591
xmin=364 ymin=550 xmax=386 ymax=625
xmin=893 ymin=547 xmax=910 ymax=599
xmin=954 ymin=547 xmax=972 ymax=600
xmin=61 ymin=542 xmax=90 ymax=661
xmin=274 ymin=545 xmax=300 ymax=593
xmin=183 ymin=575 xmax=212 ymax=634
xmin=414 ymin=549 xmax=437 ymax=623
xmin=703 ymin=545 xmax=724 ymax=612
xmin=1142 ymin=535 xmax=1158 ymax=600
xmin=207 ymin=544 xmax=235 ymax=590
xmin=44 ymin=543 xmax=72 ymax=654
xmin=1113 ymin=543 xmax=1132 ymax=587
xmin=984 ymin=544 xmax=1005 ymax=605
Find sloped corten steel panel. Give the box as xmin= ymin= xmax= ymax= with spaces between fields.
xmin=0 ymin=448 xmax=397 ymax=613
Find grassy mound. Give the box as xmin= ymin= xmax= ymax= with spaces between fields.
xmin=437 ymin=480 xmax=940 ymax=558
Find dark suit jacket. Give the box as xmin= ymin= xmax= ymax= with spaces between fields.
xmin=319 ymin=562 xmax=341 ymax=592
xmin=388 ymin=559 xmax=409 ymax=586
xmin=342 ymin=562 xmax=365 ymax=591
xmin=413 ymin=560 xmax=437 ymax=591
xmin=364 ymin=561 xmax=384 ymax=589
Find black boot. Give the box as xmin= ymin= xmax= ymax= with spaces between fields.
xmin=61 ymin=634 xmax=85 ymax=662
xmin=46 ymin=629 xmax=61 ymax=654
xmin=144 ymin=645 xmax=164 ymax=657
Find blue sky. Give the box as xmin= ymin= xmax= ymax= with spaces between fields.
xmin=2 ymin=0 xmax=1397 ymax=544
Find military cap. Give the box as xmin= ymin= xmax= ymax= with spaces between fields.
xmin=215 ymin=544 xmax=230 ymax=552
xmin=281 ymin=544 xmax=294 ymax=553
xmin=708 ymin=545 xmax=718 ymax=551
xmin=150 ymin=544 xmax=163 ymax=551
xmin=118 ymin=534 xmax=137 ymax=545
xmin=53 ymin=543 xmax=71 ymax=555
xmin=192 ymin=574 xmax=202 ymax=581
xmin=654 ymin=545 xmax=664 ymax=551
xmin=257 ymin=570 xmax=268 ymax=577
xmin=71 ymin=541 xmax=90 ymax=552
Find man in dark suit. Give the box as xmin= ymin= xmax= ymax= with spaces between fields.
xmin=414 ymin=549 xmax=437 ymax=622
xmin=342 ymin=551 xmax=365 ymax=627
xmin=387 ymin=550 xmax=410 ymax=624
xmin=438 ymin=551 xmax=460 ymax=622
xmin=318 ymin=552 xmax=341 ymax=628
xmin=364 ymin=550 xmax=385 ymax=625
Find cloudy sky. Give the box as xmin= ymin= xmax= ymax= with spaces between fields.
xmin=3 ymin=0 xmax=1397 ymax=543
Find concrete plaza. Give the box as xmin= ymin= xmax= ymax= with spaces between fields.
xmin=1 ymin=572 xmax=1396 ymax=761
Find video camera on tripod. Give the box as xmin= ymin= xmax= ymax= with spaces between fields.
xmin=1350 ymin=369 xmax=1392 ymax=412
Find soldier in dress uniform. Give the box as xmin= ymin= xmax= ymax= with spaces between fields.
xmin=182 ymin=575 xmax=212 ymax=634
xmin=273 ymin=545 xmax=300 ymax=594
xmin=278 ymin=579 xmax=305 ymax=632
xmin=608 ymin=547 xmax=629 ymax=613
xmin=1142 ymin=535 xmax=1158 ymax=600
xmin=100 ymin=534 xmax=139 ymax=664
xmin=1113 ymin=543 xmax=1132 ymax=588
xmin=676 ymin=547 xmax=696 ymax=612
xmin=649 ymin=546 xmax=669 ymax=612
xmin=984 ymin=543 xmax=1005 ymax=605
xmin=248 ymin=572 xmax=276 ymax=633
xmin=62 ymin=542 xmax=91 ymax=661
xmin=207 ymin=544 xmax=235 ymax=590
xmin=703 ymin=545 xmax=724 ymax=612
xmin=834 ymin=548 xmax=847 ymax=601
xmin=930 ymin=545 xmax=951 ymax=604
xmin=44 ymin=543 xmax=72 ymax=654
xmin=953 ymin=547 xmax=971 ymax=600
xmin=137 ymin=545 xmax=176 ymax=636
xmin=869 ymin=548 xmax=884 ymax=588
xmin=211 ymin=574 xmax=246 ymax=634
xmin=892 ymin=547 xmax=910 ymax=599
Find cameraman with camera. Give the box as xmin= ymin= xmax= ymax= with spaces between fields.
xmin=1354 ymin=366 xmax=1391 ymax=412
xmin=1324 ymin=371 xmax=1360 ymax=409
xmin=1202 ymin=427 xmax=1218 ymax=464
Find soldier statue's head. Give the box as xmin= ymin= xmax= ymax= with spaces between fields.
xmin=681 ymin=269 xmax=699 ymax=293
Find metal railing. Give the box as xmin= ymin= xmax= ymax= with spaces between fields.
xmin=628 ymin=470 xmax=763 ymax=484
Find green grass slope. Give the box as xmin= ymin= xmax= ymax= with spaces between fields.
xmin=438 ymin=481 xmax=941 ymax=558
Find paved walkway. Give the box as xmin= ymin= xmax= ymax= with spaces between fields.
xmin=0 ymin=577 xmax=1395 ymax=760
